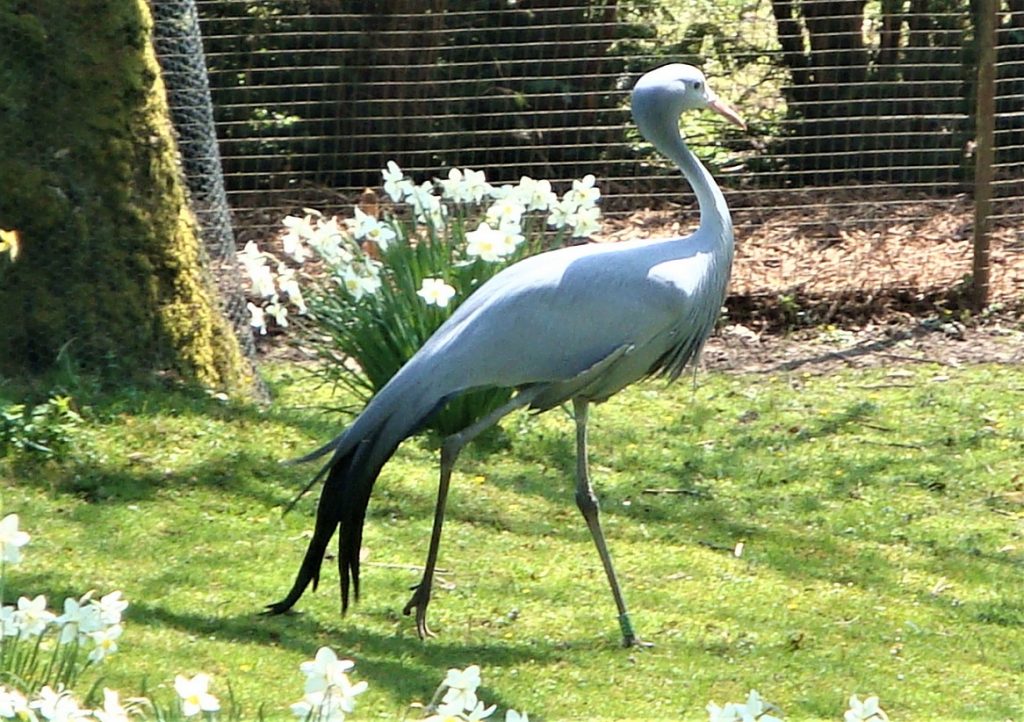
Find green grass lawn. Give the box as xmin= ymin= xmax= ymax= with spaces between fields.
xmin=1 ymin=361 xmax=1022 ymax=720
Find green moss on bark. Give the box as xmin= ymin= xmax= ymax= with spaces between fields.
xmin=0 ymin=0 xmax=252 ymax=392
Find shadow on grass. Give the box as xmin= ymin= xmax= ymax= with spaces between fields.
xmin=123 ymin=599 xmax=566 ymax=710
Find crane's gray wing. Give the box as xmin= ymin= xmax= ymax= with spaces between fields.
xmin=405 ymin=234 xmax=728 ymax=408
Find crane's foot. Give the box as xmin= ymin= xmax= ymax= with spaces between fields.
xmin=623 ymin=634 xmax=654 ymax=649
xmin=403 ymin=582 xmax=436 ymax=640
xmin=263 ymin=601 xmax=298 ymax=616
xmin=619 ymin=613 xmax=653 ymax=648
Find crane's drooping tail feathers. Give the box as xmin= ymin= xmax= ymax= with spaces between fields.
xmin=267 ymin=403 xmax=423 ymax=616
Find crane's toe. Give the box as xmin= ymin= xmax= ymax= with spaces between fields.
xmin=623 ymin=634 xmax=654 ymax=649
xmin=263 ymin=599 xmax=298 ymax=616
xmin=403 ymin=583 xmax=437 ymax=639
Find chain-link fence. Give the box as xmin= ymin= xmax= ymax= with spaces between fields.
xmin=163 ymin=0 xmax=1022 ymax=316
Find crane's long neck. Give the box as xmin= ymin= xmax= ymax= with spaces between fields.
xmin=635 ymin=110 xmax=733 ymax=248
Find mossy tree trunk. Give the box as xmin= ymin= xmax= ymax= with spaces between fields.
xmin=0 ymin=0 xmax=254 ymax=393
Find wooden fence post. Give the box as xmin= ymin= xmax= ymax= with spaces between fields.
xmin=972 ymin=0 xmax=997 ymax=310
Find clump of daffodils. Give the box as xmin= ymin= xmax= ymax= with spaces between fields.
xmin=240 ymin=162 xmax=602 ymax=435
xmin=242 ymin=161 xmax=602 ymax=335
xmin=0 ymin=513 xmax=127 ymax=673
xmin=0 ymin=512 xmax=138 ymax=720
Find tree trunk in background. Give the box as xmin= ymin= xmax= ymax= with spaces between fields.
xmin=769 ymin=0 xmax=969 ymax=185
xmin=0 ymin=0 xmax=255 ymax=393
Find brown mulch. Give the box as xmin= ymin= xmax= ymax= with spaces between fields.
xmin=702 ymin=317 xmax=1024 ymax=375
xmin=595 ymin=189 xmax=1024 ymax=328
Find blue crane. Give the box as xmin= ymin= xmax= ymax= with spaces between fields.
xmin=268 ymin=63 xmax=745 ymax=647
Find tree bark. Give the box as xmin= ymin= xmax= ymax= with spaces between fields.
xmin=0 ymin=0 xmax=255 ymax=393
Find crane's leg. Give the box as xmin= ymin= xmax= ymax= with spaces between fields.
xmin=403 ymin=387 xmax=543 ymax=640
xmin=573 ymin=398 xmax=649 ymax=648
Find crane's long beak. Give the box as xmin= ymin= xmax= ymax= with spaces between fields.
xmin=708 ymin=97 xmax=746 ymax=130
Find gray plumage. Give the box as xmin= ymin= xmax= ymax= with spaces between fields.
xmin=268 ymin=63 xmax=744 ymax=646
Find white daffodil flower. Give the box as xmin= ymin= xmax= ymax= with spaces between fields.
xmin=338 ymin=272 xmax=367 ymax=301
xmin=487 ymin=183 xmax=517 ymax=201
xmin=238 ymin=240 xmax=263 ymax=264
xmin=360 ymin=269 xmax=383 ymax=296
xmin=282 ymin=214 xmax=315 ymax=239
xmin=247 ymin=302 xmax=267 ymax=335
xmin=240 ymin=245 xmax=276 ymax=298
xmin=14 ymin=595 xmax=55 ymax=637
xmin=462 ymin=168 xmax=491 ymax=204
xmin=485 ymin=197 xmax=526 ymax=229
xmin=440 ymin=168 xmax=469 ymax=202
xmin=742 ymin=690 xmax=782 ymax=722
xmin=174 ymin=673 xmax=220 ymax=718
xmin=496 ymin=227 xmax=524 ymax=256
xmin=0 ymin=686 xmax=32 ymax=720
xmin=420 ymin=200 xmax=448 ymax=228
xmin=281 ymin=215 xmax=314 ymax=263
xmin=290 ymin=690 xmax=350 ymax=722
xmin=546 ymin=197 xmax=578 ymax=229
xmin=408 ymin=181 xmax=438 ymax=212
xmin=352 ymin=208 xmax=396 ymax=250
xmin=250 ymin=264 xmax=277 ymax=298
xmin=465 ymin=700 xmax=497 ymax=721
xmin=440 ymin=168 xmax=491 ymax=204
xmin=382 ymin=160 xmax=409 ymax=202
xmin=95 ymin=590 xmax=128 ymax=627
xmin=55 ymin=594 xmax=101 ymax=644
xmin=505 ymin=710 xmax=530 ymax=722
xmin=300 ymin=647 xmax=356 ymax=695
xmin=277 ymin=266 xmax=307 ymax=314
xmin=417 ymin=278 xmax=457 ymax=308
xmin=0 ymin=513 xmax=30 ymax=564
xmin=707 ymin=691 xmax=781 ymax=722
xmin=440 ymin=664 xmax=482 ymax=713
xmin=334 ymin=677 xmax=369 ymax=715
xmin=307 ymin=219 xmax=350 ymax=267
xmin=516 ymin=176 xmax=557 ymax=211
xmin=295 ymin=649 xmax=367 ymax=720
xmin=409 ymin=182 xmax=446 ymax=226
xmin=30 ymin=685 xmax=87 ymax=722
xmin=465 ymin=223 xmax=508 ymax=263
xmin=87 ymin=623 xmax=122 ymax=663
xmin=0 ymin=606 xmax=17 ymax=637
xmin=845 ymin=694 xmax=890 ymax=722
xmin=568 ymin=204 xmax=602 ymax=238
xmin=565 ymin=173 xmax=600 ymax=207
xmin=93 ymin=688 xmax=132 ymax=722
xmin=362 ymin=222 xmax=397 ymax=252
xmin=266 ymin=296 xmax=289 ymax=328
xmin=282 ymin=234 xmax=310 ymax=264
xmin=338 ymin=269 xmax=381 ymax=301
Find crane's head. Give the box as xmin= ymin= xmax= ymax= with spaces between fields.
xmin=631 ymin=63 xmax=745 ymax=130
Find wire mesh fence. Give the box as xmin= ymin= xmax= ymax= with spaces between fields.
xmin=151 ymin=0 xmax=259 ymax=363
xmin=169 ymin=0 xmax=1022 ymax=316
